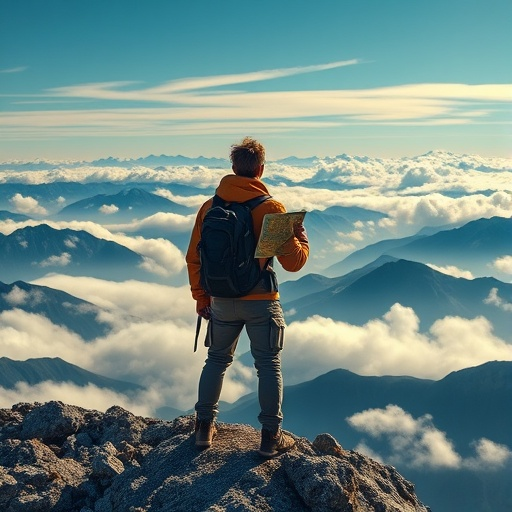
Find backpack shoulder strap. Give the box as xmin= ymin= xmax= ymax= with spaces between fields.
xmin=242 ymin=195 xmax=271 ymax=211
xmin=211 ymin=194 xmax=224 ymax=207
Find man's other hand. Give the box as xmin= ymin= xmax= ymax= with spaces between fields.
xmin=197 ymin=306 xmax=212 ymax=320
xmin=293 ymin=223 xmax=308 ymax=244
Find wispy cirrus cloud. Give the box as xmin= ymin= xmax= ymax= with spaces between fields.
xmin=1 ymin=60 xmax=510 ymax=142
xmin=0 ymin=66 xmax=27 ymax=74
xmin=48 ymin=60 xmax=361 ymax=100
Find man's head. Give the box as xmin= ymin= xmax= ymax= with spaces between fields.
xmin=230 ymin=137 xmax=265 ymax=178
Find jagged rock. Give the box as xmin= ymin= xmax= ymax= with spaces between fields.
xmin=0 ymin=401 xmax=430 ymax=511
xmin=21 ymin=401 xmax=84 ymax=442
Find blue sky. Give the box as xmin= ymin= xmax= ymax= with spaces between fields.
xmin=1 ymin=0 xmax=511 ymax=160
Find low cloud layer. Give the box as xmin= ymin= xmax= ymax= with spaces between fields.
xmin=2 ymin=276 xmax=512 ymax=417
xmin=283 ymin=304 xmax=512 ymax=384
xmin=348 ymin=404 xmax=512 ymax=471
xmin=1 ymin=154 xmax=510 ymax=270
xmin=0 ymin=381 xmax=159 ymax=418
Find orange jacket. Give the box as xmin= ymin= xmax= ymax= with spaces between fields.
xmin=186 ymin=174 xmax=309 ymax=310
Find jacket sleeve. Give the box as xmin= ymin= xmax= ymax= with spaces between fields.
xmin=277 ymin=232 xmax=309 ymax=272
xmin=185 ymin=203 xmax=211 ymax=310
xmin=254 ymin=199 xmax=310 ymax=273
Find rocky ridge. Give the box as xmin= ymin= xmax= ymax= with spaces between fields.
xmin=0 ymin=401 xmax=430 ymax=511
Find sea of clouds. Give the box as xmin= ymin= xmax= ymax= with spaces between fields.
xmin=0 ymin=151 xmax=511 ymax=470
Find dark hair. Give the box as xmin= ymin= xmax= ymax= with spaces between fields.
xmin=230 ymin=137 xmax=265 ymax=177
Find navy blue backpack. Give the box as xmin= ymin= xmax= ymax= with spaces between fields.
xmin=198 ymin=194 xmax=270 ymax=298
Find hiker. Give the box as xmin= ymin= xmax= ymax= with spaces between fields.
xmin=186 ymin=137 xmax=309 ymax=457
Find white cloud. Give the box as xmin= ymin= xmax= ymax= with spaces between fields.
xmin=380 ymin=192 xmax=512 ymax=228
xmin=0 ymin=310 xmax=87 ymax=363
xmin=0 ymin=381 xmax=160 ymax=418
xmin=31 ymin=275 xmax=195 ymax=324
xmin=493 ymin=255 xmax=512 ymax=275
xmin=9 ymin=193 xmax=47 ymax=215
xmin=39 ymin=252 xmax=71 ymax=267
xmin=466 ymin=438 xmax=512 ymax=469
xmin=348 ymin=404 xmax=419 ymax=437
xmin=349 ymin=405 xmax=461 ymax=469
xmin=64 ymin=235 xmax=79 ymax=248
xmin=337 ymin=230 xmax=365 ymax=241
xmin=2 ymin=285 xmax=44 ymax=306
xmin=426 ymin=263 xmax=474 ymax=279
xmin=0 ymin=306 xmax=251 ymax=412
xmin=3 ymin=286 xmax=29 ymax=306
xmin=348 ymin=405 xmax=512 ymax=471
xmin=324 ymin=240 xmax=356 ymax=254
xmin=105 ymin=212 xmax=195 ymax=234
xmin=99 ymin=204 xmax=119 ymax=214
xmin=127 ymin=236 xmax=185 ymax=276
xmin=283 ymin=304 xmax=512 ymax=384
xmin=484 ymin=288 xmax=512 ymax=312
xmin=153 ymin=188 xmax=210 ymax=208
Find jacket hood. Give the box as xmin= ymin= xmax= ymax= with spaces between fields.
xmin=215 ymin=174 xmax=271 ymax=203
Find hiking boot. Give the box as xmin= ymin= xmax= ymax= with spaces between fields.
xmin=195 ymin=419 xmax=217 ymax=448
xmin=258 ymin=428 xmax=296 ymax=458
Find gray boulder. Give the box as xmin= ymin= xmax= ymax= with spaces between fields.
xmin=0 ymin=401 xmax=430 ymax=511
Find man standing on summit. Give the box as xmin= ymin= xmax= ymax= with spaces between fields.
xmin=186 ymin=137 xmax=309 ymax=457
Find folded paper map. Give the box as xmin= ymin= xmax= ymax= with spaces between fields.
xmin=255 ymin=211 xmax=307 ymax=258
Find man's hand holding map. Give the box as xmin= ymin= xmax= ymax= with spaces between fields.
xmin=255 ymin=211 xmax=307 ymax=258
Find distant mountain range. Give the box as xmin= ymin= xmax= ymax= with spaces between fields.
xmin=0 ymin=182 xmax=127 ymax=213
xmin=222 ymin=360 xmax=511 ymax=454
xmin=284 ymin=258 xmax=512 ymax=340
xmin=0 ymin=181 xmax=212 ymax=217
xmin=0 ymin=357 xmax=143 ymax=393
xmin=386 ymin=216 xmax=512 ymax=274
xmin=0 ymin=224 xmax=147 ymax=282
xmin=0 ymin=210 xmax=31 ymax=222
xmin=56 ymin=187 xmax=194 ymax=221
xmin=220 ymin=361 xmax=512 ymax=512
xmin=90 ymin=154 xmax=229 ymax=168
xmin=0 ymin=280 xmax=111 ymax=340
xmin=281 ymin=255 xmax=398 ymax=302
xmin=0 ymin=154 xmax=229 ymax=171
xmin=9 ymin=356 xmax=509 ymax=452
xmin=326 ymin=216 xmax=512 ymax=279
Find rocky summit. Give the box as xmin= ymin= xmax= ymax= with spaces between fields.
xmin=0 ymin=401 xmax=430 ymax=511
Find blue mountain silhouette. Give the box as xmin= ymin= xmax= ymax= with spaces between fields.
xmin=0 ymin=280 xmax=111 ymax=340
xmin=284 ymin=258 xmax=512 ymax=340
xmin=0 ymin=224 xmax=145 ymax=282
xmin=0 ymin=357 xmax=143 ymax=393
xmin=56 ymin=187 xmax=193 ymax=220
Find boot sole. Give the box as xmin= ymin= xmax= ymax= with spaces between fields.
xmin=258 ymin=443 xmax=295 ymax=458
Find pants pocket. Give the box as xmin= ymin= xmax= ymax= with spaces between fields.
xmin=269 ymin=316 xmax=285 ymax=351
